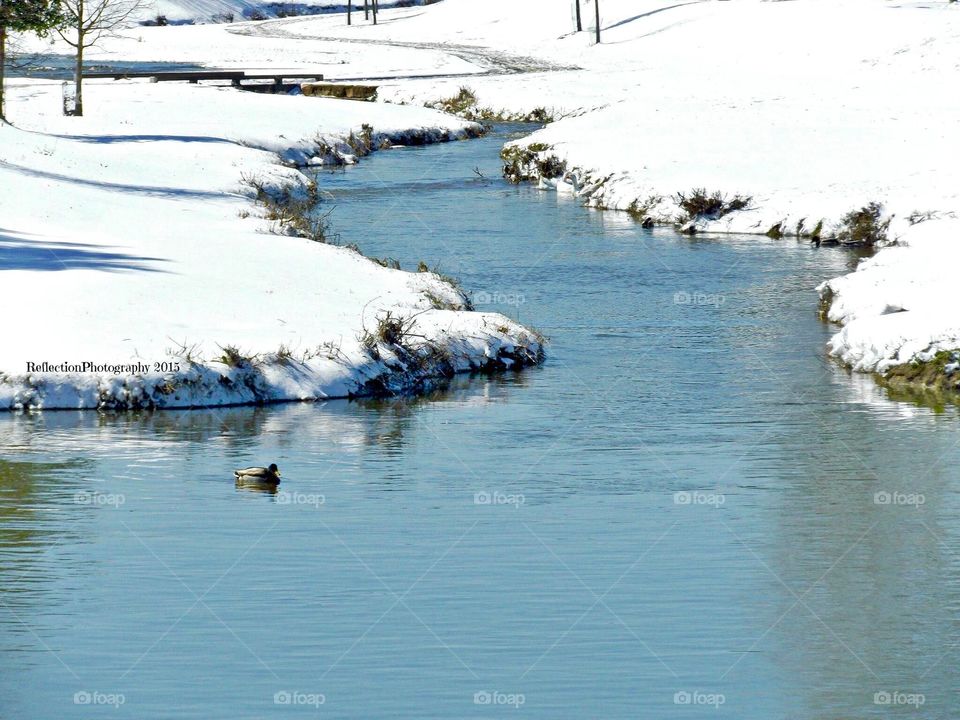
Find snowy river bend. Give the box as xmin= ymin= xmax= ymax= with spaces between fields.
xmin=2 ymin=125 xmax=959 ymax=719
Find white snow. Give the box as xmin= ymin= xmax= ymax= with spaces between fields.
xmin=817 ymin=217 xmax=960 ymax=373
xmin=0 ymin=81 xmax=541 ymax=409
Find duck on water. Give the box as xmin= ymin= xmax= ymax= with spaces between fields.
xmin=234 ymin=464 xmax=281 ymax=488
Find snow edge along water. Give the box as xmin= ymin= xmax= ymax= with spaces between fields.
xmin=0 ymin=95 xmax=545 ymax=411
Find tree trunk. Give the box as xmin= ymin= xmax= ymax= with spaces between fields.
xmin=372 ymin=0 xmax=377 ymax=25
xmin=0 ymin=25 xmax=7 ymax=122
xmin=574 ymin=0 xmax=582 ymax=32
xmin=364 ymin=0 xmax=368 ymax=20
xmin=594 ymin=0 xmax=600 ymax=43
xmin=347 ymin=0 xmax=351 ymax=25
xmin=73 ymin=33 xmax=84 ymax=116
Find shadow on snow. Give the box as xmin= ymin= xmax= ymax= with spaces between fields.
xmin=0 ymin=230 xmax=169 ymax=273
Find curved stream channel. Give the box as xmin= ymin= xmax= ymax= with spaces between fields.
xmin=3 ymin=125 xmax=960 ymax=718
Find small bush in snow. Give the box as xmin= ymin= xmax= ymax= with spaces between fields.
xmin=906 ymin=210 xmax=939 ymax=226
xmin=433 ymin=87 xmax=477 ymax=115
xmin=346 ymin=124 xmax=375 ymax=157
xmin=370 ymin=256 xmax=401 ymax=270
xmin=835 ymin=202 xmax=890 ymax=247
xmin=675 ymin=188 xmax=752 ymax=220
xmin=626 ymin=195 xmax=665 ymax=227
xmin=416 ymin=262 xmax=472 ymax=308
xmin=500 ymin=143 xmax=566 ymax=184
xmin=424 ymin=290 xmax=457 ymax=310
xmin=273 ymin=344 xmax=296 ymax=365
xmin=241 ymin=175 xmax=333 ymax=243
xmin=218 ymin=345 xmax=253 ymax=368
xmin=359 ymin=311 xmax=424 ymax=360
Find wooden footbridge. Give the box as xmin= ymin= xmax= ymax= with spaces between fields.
xmin=81 ymin=70 xmax=378 ymax=99
xmin=82 ymin=70 xmax=325 ymax=90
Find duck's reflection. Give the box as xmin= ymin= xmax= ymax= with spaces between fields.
xmin=234 ymin=477 xmax=280 ymax=496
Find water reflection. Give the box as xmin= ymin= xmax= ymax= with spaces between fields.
xmin=234 ymin=477 xmax=280 ymax=495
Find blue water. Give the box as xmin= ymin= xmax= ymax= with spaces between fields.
xmin=2 ymin=125 xmax=959 ymax=719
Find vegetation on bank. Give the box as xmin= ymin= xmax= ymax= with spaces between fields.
xmin=355 ymin=310 xmax=546 ymax=398
xmin=500 ymin=142 xmax=565 ymax=183
xmin=500 ymin=140 xmax=902 ymax=251
xmin=426 ymin=87 xmax=554 ymax=124
xmin=312 ymin=122 xmax=485 ymax=166
xmin=879 ymin=350 xmax=960 ymax=397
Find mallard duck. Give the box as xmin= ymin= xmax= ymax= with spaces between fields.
xmin=234 ymin=464 xmax=281 ymax=484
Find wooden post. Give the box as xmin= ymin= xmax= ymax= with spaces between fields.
xmin=594 ymin=0 xmax=600 ymax=43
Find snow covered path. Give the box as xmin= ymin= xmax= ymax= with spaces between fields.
xmin=228 ymin=16 xmax=580 ymax=78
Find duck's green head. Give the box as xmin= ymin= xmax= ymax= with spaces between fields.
xmin=269 ymin=463 xmax=280 ymax=476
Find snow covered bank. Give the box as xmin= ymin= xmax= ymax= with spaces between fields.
xmin=486 ymin=0 xmax=960 ymax=240
xmin=11 ymin=0 xmax=960 ymax=393
xmin=816 ymin=217 xmax=960 ymax=391
xmin=0 ymin=81 xmax=542 ymax=410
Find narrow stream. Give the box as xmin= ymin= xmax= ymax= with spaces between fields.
xmin=2 ymin=125 xmax=958 ymax=719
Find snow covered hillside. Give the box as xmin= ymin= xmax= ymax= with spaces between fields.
xmin=0 ymin=83 xmax=542 ymax=410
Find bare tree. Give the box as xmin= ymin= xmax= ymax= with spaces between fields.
xmin=574 ymin=0 xmax=582 ymax=32
xmin=347 ymin=0 xmax=351 ymax=25
xmin=57 ymin=0 xmax=141 ymax=116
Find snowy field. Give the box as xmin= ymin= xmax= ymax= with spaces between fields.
xmin=5 ymin=0 xmax=960 ymax=401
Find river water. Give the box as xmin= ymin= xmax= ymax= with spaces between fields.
xmin=2 ymin=125 xmax=958 ymax=719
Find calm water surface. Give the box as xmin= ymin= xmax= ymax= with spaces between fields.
xmin=2 ymin=125 xmax=959 ymax=719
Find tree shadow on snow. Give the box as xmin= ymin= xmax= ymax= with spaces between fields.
xmin=602 ymin=1 xmax=705 ymax=32
xmin=50 ymin=134 xmax=235 ymax=146
xmin=0 ymin=161 xmax=228 ymax=200
xmin=0 ymin=229 xmax=170 ymax=273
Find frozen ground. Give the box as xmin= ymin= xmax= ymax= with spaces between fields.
xmin=7 ymin=0 xmax=960 ymax=392
xmin=0 ymin=82 xmax=542 ymax=410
